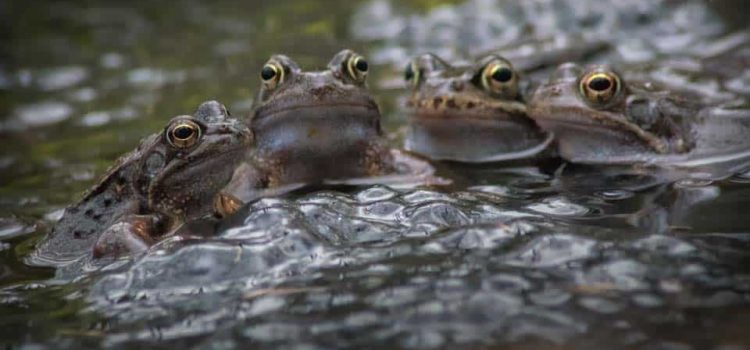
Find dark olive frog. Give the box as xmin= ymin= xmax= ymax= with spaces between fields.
xmin=33 ymin=101 xmax=252 ymax=263
xmin=403 ymin=53 xmax=552 ymax=162
xmin=528 ymin=63 xmax=750 ymax=173
xmin=219 ymin=50 xmax=433 ymax=209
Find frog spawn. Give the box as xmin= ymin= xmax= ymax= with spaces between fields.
xmin=81 ymin=184 xmax=750 ymax=349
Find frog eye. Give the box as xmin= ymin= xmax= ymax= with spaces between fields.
xmin=167 ymin=120 xmax=202 ymax=148
xmin=346 ymin=55 xmax=369 ymax=82
xmin=579 ymin=70 xmax=621 ymax=106
xmin=480 ymin=60 xmax=518 ymax=97
xmin=260 ymin=62 xmax=284 ymax=89
xmin=404 ymin=62 xmax=420 ymax=88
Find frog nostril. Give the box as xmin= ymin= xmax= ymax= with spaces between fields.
xmin=451 ymin=80 xmax=464 ymax=91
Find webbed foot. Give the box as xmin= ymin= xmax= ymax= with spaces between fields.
xmin=92 ymin=215 xmax=157 ymax=258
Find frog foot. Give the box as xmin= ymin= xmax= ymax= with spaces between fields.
xmin=92 ymin=215 xmax=157 ymax=258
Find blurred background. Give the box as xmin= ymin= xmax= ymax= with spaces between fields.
xmin=1 ymin=1 xmax=750 ymax=349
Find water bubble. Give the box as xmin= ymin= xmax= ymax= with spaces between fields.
xmin=632 ymin=293 xmax=663 ymax=308
xmin=248 ymin=296 xmax=287 ymax=316
xmin=243 ymin=323 xmax=302 ymax=342
xmin=675 ymin=177 xmax=713 ymax=188
xmin=595 ymin=189 xmax=634 ymax=200
xmin=631 ymin=235 xmax=697 ymax=256
xmin=528 ymin=288 xmax=572 ymax=306
xmin=505 ymin=234 xmax=598 ymax=268
xmin=527 ymin=196 xmax=590 ymax=216
xmin=355 ymin=186 xmax=398 ymax=203
xmin=578 ymin=296 xmax=623 ymax=314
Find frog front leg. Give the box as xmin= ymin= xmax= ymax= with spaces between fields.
xmin=214 ymin=162 xmax=265 ymax=217
xmin=92 ymin=214 xmax=164 ymax=258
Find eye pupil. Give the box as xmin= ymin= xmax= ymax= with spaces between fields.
xmin=166 ymin=119 xmax=202 ymax=148
xmin=173 ymin=126 xmax=194 ymax=140
xmin=492 ymin=67 xmax=513 ymax=83
xmin=404 ymin=64 xmax=414 ymax=81
xmin=355 ymin=58 xmax=368 ymax=72
xmin=261 ymin=66 xmax=276 ymax=81
xmin=588 ymin=76 xmax=612 ymax=91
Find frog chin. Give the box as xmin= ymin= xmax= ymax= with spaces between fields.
xmin=406 ymin=112 xmax=550 ymax=162
xmin=534 ymin=115 xmax=662 ymax=164
xmin=252 ymin=104 xmax=382 ymax=156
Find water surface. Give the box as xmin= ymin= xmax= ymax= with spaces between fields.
xmin=2 ymin=1 xmax=750 ymax=349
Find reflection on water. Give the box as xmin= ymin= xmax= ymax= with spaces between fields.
xmin=2 ymin=0 xmax=750 ymax=349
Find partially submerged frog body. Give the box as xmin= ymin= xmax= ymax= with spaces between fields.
xmin=33 ymin=101 xmax=252 ymax=264
xmin=528 ymin=63 xmax=750 ymax=174
xmin=220 ymin=50 xmax=435 ymax=207
xmin=403 ymin=53 xmax=552 ymax=162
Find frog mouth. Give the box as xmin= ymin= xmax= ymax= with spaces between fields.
xmin=405 ymin=116 xmax=551 ymax=162
xmin=407 ymin=95 xmax=527 ymax=120
xmin=253 ymin=100 xmax=379 ymax=124
xmin=253 ymin=103 xmax=381 ymax=130
xmin=532 ymin=112 xmax=670 ymax=163
xmin=530 ymin=107 xmax=669 ymax=155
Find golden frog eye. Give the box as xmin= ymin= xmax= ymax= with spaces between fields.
xmin=480 ymin=60 xmax=518 ymax=97
xmin=167 ymin=120 xmax=201 ymax=148
xmin=346 ymin=55 xmax=369 ymax=81
xmin=404 ymin=61 xmax=420 ymax=88
xmin=579 ymin=70 xmax=621 ymax=106
xmin=260 ymin=62 xmax=284 ymax=89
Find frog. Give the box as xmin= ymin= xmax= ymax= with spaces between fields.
xmin=32 ymin=101 xmax=252 ymax=264
xmin=218 ymin=50 xmax=436 ymax=208
xmin=403 ymin=53 xmax=553 ymax=162
xmin=527 ymin=62 xmax=750 ymax=174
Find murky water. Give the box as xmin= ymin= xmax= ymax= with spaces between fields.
xmin=2 ymin=0 xmax=750 ymax=349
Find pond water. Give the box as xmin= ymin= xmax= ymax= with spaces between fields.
xmin=1 ymin=0 xmax=750 ymax=349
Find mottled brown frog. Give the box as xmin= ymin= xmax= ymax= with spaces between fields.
xmin=33 ymin=101 xmax=252 ymax=263
xmin=218 ymin=50 xmax=435 ymax=209
xmin=403 ymin=53 xmax=552 ymax=162
xmin=527 ymin=63 xmax=750 ymax=174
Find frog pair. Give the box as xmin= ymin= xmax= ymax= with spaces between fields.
xmin=34 ymin=50 xmax=429 ymax=263
xmin=403 ymin=53 xmax=750 ymax=169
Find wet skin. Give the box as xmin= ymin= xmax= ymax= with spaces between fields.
xmin=403 ymin=53 xmax=552 ymax=162
xmin=527 ymin=63 xmax=750 ymax=170
xmin=33 ymin=101 xmax=252 ymax=262
xmin=220 ymin=50 xmax=434 ymax=207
